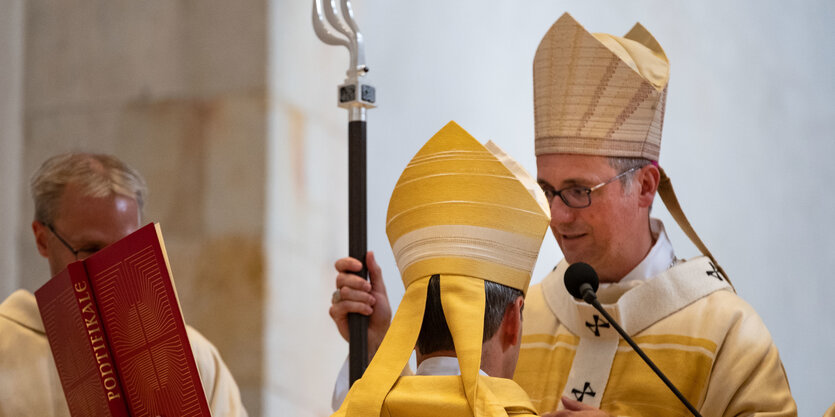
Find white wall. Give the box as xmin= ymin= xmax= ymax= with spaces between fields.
xmin=265 ymin=1 xmax=350 ymax=415
xmin=275 ymin=0 xmax=834 ymax=415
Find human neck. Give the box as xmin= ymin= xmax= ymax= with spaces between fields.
xmin=415 ymin=344 xmax=507 ymax=378
xmin=478 ymin=338 xmax=510 ymax=378
xmin=415 ymin=349 xmax=457 ymax=367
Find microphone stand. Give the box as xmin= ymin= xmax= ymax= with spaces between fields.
xmin=580 ymin=288 xmax=703 ymax=417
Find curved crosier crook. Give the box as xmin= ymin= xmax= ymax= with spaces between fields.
xmin=312 ymin=0 xmax=349 ymax=48
xmin=312 ymin=0 xmax=366 ymax=76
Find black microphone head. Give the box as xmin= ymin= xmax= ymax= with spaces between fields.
xmin=564 ymin=262 xmax=600 ymax=299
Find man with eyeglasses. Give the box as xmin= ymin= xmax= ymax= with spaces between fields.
xmin=0 ymin=153 xmax=248 ymax=417
xmin=330 ymin=13 xmax=795 ymax=417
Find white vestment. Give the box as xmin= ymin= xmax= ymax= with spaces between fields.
xmin=515 ymin=219 xmax=796 ymax=415
xmin=0 ymin=289 xmax=248 ymax=417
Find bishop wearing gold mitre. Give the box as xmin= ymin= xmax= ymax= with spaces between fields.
xmin=512 ymin=12 xmax=796 ymax=415
xmin=332 ymin=121 xmax=551 ymax=417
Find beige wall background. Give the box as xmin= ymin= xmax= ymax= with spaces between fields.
xmin=0 ymin=0 xmax=270 ymax=415
xmin=0 ymin=0 xmax=24 ymax=301
xmin=1 ymin=1 xmax=833 ymax=416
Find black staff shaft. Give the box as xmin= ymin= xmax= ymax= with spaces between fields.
xmin=347 ymin=120 xmax=369 ymax=386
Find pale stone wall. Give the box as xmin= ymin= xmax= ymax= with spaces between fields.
xmin=0 ymin=0 xmax=24 ymax=299
xmin=11 ymin=1 xmax=268 ymax=415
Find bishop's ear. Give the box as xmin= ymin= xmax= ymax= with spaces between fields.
xmin=637 ymin=164 xmax=661 ymax=208
xmin=32 ymin=221 xmax=50 ymax=258
xmin=501 ymin=296 xmax=525 ymax=351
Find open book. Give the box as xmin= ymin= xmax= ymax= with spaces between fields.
xmin=35 ymin=222 xmax=212 ymax=417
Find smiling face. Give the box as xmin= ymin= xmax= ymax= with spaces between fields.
xmin=536 ymin=154 xmax=657 ymax=281
xmin=33 ymin=182 xmax=140 ymax=276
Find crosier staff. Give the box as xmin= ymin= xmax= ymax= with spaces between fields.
xmin=312 ymin=0 xmax=376 ymax=386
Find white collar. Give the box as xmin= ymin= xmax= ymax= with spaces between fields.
xmin=416 ymin=356 xmax=488 ymax=376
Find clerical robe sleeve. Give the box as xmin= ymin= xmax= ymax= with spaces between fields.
xmin=186 ymin=326 xmax=249 ymax=417
xmin=698 ymin=292 xmax=796 ymax=416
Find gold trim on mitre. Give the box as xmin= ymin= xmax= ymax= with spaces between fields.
xmin=386 ymin=121 xmax=551 ymax=294
xmin=534 ymin=12 xmax=670 ymax=160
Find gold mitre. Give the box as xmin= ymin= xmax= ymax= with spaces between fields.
xmin=386 ymin=120 xmax=551 ymax=294
xmin=534 ymin=12 xmax=669 ymax=160
xmin=334 ymin=121 xmax=549 ymax=417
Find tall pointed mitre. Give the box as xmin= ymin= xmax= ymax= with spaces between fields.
xmin=534 ymin=12 xmax=669 ymax=160
xmin=334 ymin=121 xmax=550 ymax=417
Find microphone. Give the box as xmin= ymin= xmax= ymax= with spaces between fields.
xmin=564 ymin=262 xmax=599 ymax=304
xmin=564 ymin=262 xmax=703 ymax=417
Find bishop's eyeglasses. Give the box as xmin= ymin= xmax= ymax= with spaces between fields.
xmin=541 ymin=167 xmax=640 ymax=209
xmin=45 ymin=223 xmax=99 ymax=260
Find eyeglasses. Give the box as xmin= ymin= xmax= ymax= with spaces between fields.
xmin=45 ymin=223 xmax=99 ymax=260
xmin=541 ymin=167 xmax=640 ymax=209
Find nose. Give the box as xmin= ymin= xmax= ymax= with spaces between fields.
xmin=549 ymin=199 xmax=576 ymax=228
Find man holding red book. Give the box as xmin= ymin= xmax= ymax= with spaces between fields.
xmin=0 ymin=152 xmax=247 ymax=417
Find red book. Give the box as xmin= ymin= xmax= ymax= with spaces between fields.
xmin=37 ymin=262 xmax=130 ymax=416
xmin=36 ymin=223 xmax=211 ymax=417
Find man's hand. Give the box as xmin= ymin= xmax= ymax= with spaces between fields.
xmin=541 ymin=396 xmax=612 ymax=417
xmin=329 ymin=251 xmax=392 ymax=360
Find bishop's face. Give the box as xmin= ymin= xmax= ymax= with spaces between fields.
xmin=33 ymin=182 xmax=140 ymax=276
xmin=536 ymin=154 xmax=649 ymax=282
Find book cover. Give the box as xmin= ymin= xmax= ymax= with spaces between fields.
xmin=36 ymin=222 xmax=212 ymax=417
xmin=36 ymin=262 xmax=130 ymax=417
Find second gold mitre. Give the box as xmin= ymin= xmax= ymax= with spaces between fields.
xmin=334 ymin=121 xmax=550 ymax=417
xmin=386 ymin=121 xmax=551 ymax=294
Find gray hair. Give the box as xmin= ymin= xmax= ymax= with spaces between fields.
xmin=30 ymin=153 xmax=147 ymax=224
xmin=607 ymin=156 xmax=656 ymax=214
xmin=607 ymin=156 xmax=652 ymax=188
xmin=416 ymin=275 xmax=523 ymax=355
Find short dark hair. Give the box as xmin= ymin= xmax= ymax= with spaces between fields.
xmin=416 ymin=275 xmax=523 ymax=355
